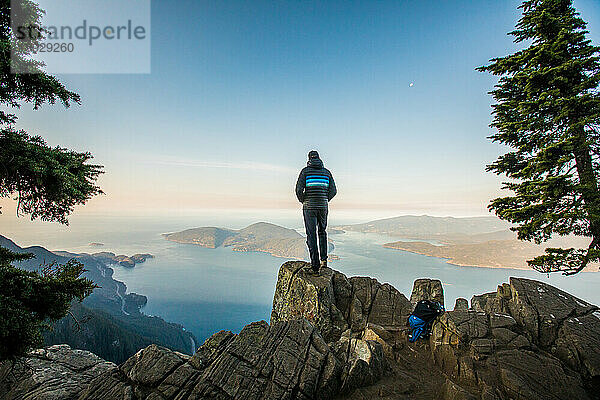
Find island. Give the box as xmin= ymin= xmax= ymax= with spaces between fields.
xmin=89 ymin=242 xmax=105 ymax=247
xmin=340 ymin=215 xmax=599 ymax=271
xmin=163 ymin=222 xmax=334 ymax=260
xmin=383 ymin=239 xmax=539 ymax=269
xmin=337 ymin=215 xmax=512 ymax=240
xmin=90 ymin=252 xmax=154 ymax=268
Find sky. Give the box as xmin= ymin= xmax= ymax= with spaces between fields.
xmin=3 ymin=0 xmax=600 ymax=219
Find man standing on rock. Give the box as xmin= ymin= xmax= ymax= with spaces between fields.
xmin=295 ymin=150 xmax=337 ymax=275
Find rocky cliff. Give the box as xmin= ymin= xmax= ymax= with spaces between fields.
xmin=1 ymin=261 xmax=599 ymax=399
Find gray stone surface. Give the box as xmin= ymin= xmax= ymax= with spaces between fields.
xmin=489 ymin=313 xmax=516 ymax=329
xmin=79 ymin=319 xmax=345 ymax=400
xmin=454 ymin=298 xmax=468 ymax=311
xmin=410 ymin=278 xmax=444 ymax=306
xmin=429 ymin=276 xmax=599 ymax=400
xmin=0 ymin=345 xmax=116 ymax=400
xmin=270 ymin=261 xmax=412 ymax=342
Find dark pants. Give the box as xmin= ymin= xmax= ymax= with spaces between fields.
xmin=303 ymin=208 xmax=328 ymax=270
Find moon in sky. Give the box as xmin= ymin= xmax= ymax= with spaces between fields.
xmin=409 ymin=82 xmax=414 ymax=87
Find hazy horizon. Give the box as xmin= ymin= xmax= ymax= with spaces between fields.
xmin=1 ymin=203 xmax=506 ymax=249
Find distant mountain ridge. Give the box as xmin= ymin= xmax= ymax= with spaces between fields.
xmin=338 ymin=215 xmax=512 ymax=238
xmin=1 ymin=235 xmax=197 ymax=364
xmin=333 ymin=215 xmax=598 ymax=271
xmin=164 ymin=221 xmax=333 ymax=259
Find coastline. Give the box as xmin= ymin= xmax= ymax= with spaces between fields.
xmin=383 ymin=243 xmax=598 ymax=272
xmin=165 ymin=234 xmax=341 ymax=261
xmin=162 ymin=236 xmax=217 ymax=249
xmin=383 ymin=244 xmax=530 ymax=270
xmin=164 ymin=236 xmax=304 ymax=259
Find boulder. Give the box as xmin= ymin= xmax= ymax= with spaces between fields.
xmin=553 ymin=311 xmax=600 ymax=380
xmin=506 ymin=278 xmax=597 ymax=346
xmin=335 ymin=337 xmax=386 ymax=393
xmin=433 ymin=311 xmax=489 ymax=345
xmin=361 ymin=323 xmax=395 ymax=359
xmin=0 ymin=344 xmax=116 ymax=400
xmin=189 ymin=330 xmax=234 ymax=370
xmin=493 ymin=277 xmax=600 ymax=382
xmin=470 ymin=292 xmax=495 ymax=312
xmin=429 ymin=310 xmax=490 ymax=380
xmin=121 ymin=344 xmax=189 ymax=386
xmin=429 ymin=277 xmax=599 ymax=400
xmin=410 ymin=278 xmax=444 ymax=305
xmin=454 ymin=298 xmax=468 ymax=311
xmin=494 ymin=350 xmax=590 ymax=400
xmin=271 ymin=261 xmax=411 ymax=342
xmin=347 ymin=276 xmax=412 ymax=331
xmin=270 ymin=261 xmax=348 ymax=342
xmin=187 ymin=319 xmax=342 ymax=400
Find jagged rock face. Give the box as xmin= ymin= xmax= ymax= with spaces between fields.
xmin=270 ymin=261 xmax=348 ymax=342
xmin=79 ymin=319 xmax=344 ymax=400
xmin=4 ymin=264 xmax=600 ymax=400
xmin=410 ymin=278 xmax=444 ymax=306
xmin=0 ymin=345 xmax=116 ymax=400
xmin=271 ymin=261 xmax=412 ymax=343
xmin=333 ymin=335 xmax=386 ymax=393
xmin=454 ymin=298 xmax=468 ymax=311
xmin=470 ymin=291 xmax=496 ymax=312
xmin=471 ymin=277 xmax=600 ymax=382
xmin=505 ymin=278 xmax=597 ymax=345
xmin=430 ymin=277 xmax=600 ymax=400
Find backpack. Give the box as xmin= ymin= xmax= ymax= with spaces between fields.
xmin=407 ymin=300 xmax=445 ymax=342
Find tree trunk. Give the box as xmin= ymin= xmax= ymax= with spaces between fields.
xmin=573 ymin=128 xmax=600 ymax=271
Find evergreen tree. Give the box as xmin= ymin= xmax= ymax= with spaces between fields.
xmin=0 ymin=0 xmax=102 ymax=359
xmin=0 ymin=129 xmax=103 ymax=224
xmin=0 ymin=249 xmax=96 ymax=360
xmin=478 ymin=0 xmax=600 ymax=275
xmin=0 ymin=0 xmax=80 ymax=126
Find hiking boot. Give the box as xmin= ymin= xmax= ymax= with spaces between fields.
xmin=303 ymin=265 xmax=320 ymax=275
xmin=320 ymin=259 xmax=327 ymax=269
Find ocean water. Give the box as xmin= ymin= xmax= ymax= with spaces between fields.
xmin=4 ymin=211 xmax=600 ymax=343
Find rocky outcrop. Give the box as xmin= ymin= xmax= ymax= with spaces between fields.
xmin=454 ymin=298 xmax=468 ymax=311
xmin=430 ymin=277 xmax=599 ymax=400
xmin=410 ymin=278 xmax=444 ymax=305
xmin=78 ymin=320 xmax=343 ymax=400
xmin=3 ymin=263 xmax=600 ymax=400
xmin=0 ymin=345 xmax=116 ymax=400
xmin=271 ymin=261 xmax=413 ymax=342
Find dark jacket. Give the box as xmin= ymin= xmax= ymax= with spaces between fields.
xmin=295 ymin=157 xmax=337 ymax=209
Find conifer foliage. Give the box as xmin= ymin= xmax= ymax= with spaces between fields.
xmin=479 ymin=0 xmax=600 ymax=275
xmin=0 ymin=0 xmax=102 ymax=359
xmin=0 ymin=249 xmax=96 ymax=360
